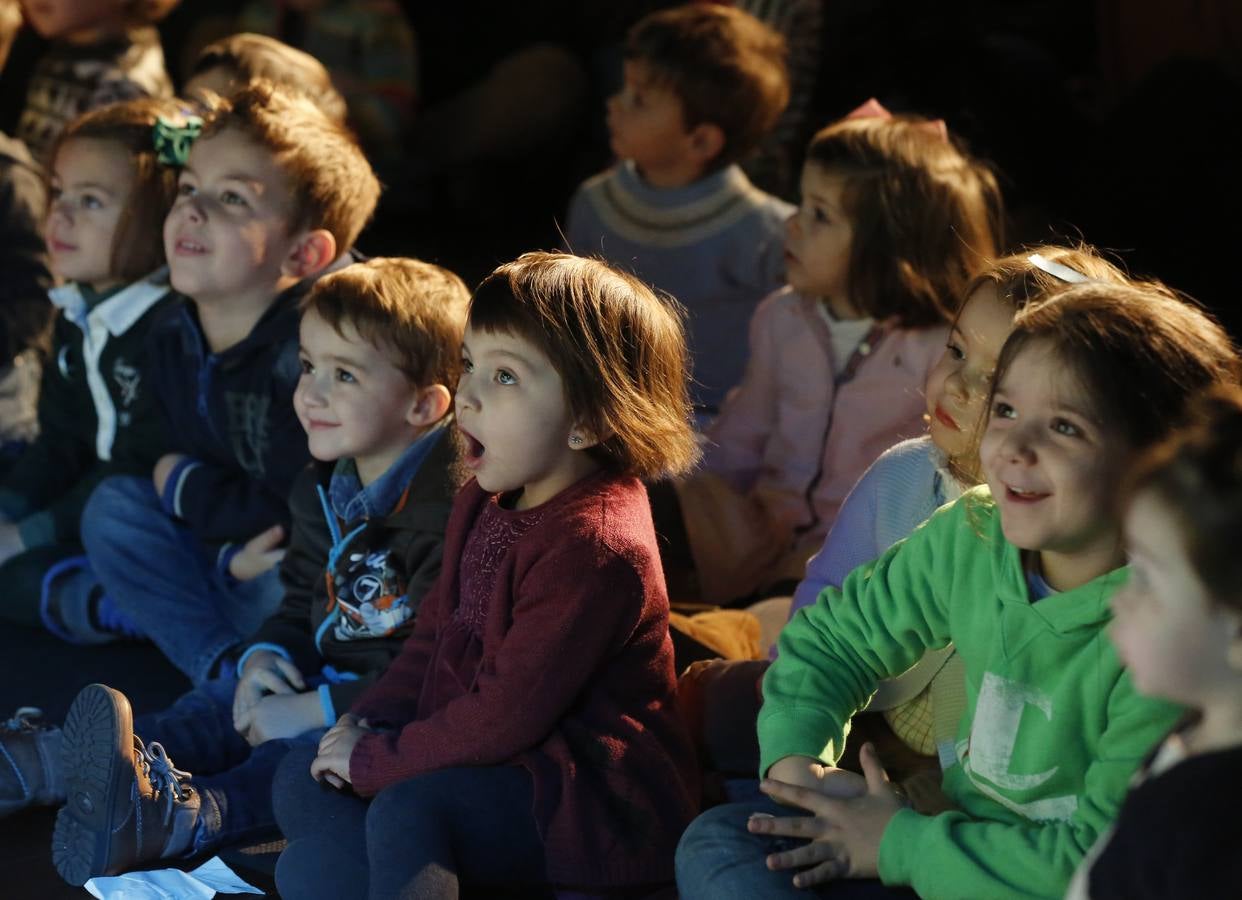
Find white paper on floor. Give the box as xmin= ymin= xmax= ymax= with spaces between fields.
xmin=83 ymin=856 xmax=264 ymax=899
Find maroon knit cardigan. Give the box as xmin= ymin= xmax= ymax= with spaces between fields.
xmin=348 ymin=471 xmax=700 ymax=887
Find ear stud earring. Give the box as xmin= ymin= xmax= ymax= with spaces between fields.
xmin=569 ymin=435 xmax=584 ymax=446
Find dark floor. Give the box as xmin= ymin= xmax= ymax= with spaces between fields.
xmin=0 ymin=625 xmax=279 ymax=898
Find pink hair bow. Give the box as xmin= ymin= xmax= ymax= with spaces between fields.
xmin=845 ymin=97 xmax=949 ymax=142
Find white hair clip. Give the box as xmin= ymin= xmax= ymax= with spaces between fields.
xmin=1027 ymin=253 xmax=1089 ymax=284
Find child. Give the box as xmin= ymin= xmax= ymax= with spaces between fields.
xmin=1066 ymin=386 xmax=1242 ymax=897
xmin=664 ymin=104 xmax=1002 ymax=604
xmin=675 ymin=281 xmax=1240 ymax=899
xmin=182 ymin=32 xmax=347 ymax=124
xmin=0 ymin=97 xmax=190 ymax=629
xmin=36 ymin=256 xmax=470 ymax=884
xmin=237 ymin=0 xmax=418 ymax=163
xmin=66 ymin=81 xmax=381 ymax=684
xmin=270 ymin=252 xmax=701 ymax=898
xmin=16 ymin=0 xmax=177 ymax=162
xmin=565 ymin=3 xmax=793 ymax=414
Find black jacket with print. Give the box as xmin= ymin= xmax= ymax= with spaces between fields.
xmin=0 ymin=271 xmax=175 ymax=544
xmin=246 ymin=430 xmax=459 ymax=713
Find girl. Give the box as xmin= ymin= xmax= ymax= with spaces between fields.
xmin=1067 ymin=386 xmax=1242 ymax=898
xmin=664 ymin=103 xmax=1003 ymax=605
xmin=676 ymin=280 xmax=1239 ymax=899
xmin=272 ymin=252 xmax=702 ymax=898
xmin=783 ymin=247 xmax=1132 ymax=768
xmin=0 ymin=97 xmax=194 ymax=635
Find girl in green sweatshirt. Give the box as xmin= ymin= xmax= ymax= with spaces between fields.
xmin=676 ymin=280 xmax=1240 ymax=899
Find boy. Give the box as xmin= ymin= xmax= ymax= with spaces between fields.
xmin=43 ymin=81 xmax=381 ymax=687
xmin=2 ymin=257 xmax=469 ymax=884
xmin=565 ymin=4 xmax=793 ymax=415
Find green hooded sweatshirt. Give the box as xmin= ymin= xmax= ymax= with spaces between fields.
xmin=759 ymin=486 xmax=1179 ymax=899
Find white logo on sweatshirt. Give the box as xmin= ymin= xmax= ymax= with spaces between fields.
xmin=956 ymin=672 xmax=1078 ymax=822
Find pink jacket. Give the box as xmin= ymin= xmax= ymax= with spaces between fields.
xmin=701 ymin=286 xmax=947 ymax=572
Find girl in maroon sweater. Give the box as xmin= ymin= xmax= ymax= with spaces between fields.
xmin=273 ymin=251 xmax=702 ymax=898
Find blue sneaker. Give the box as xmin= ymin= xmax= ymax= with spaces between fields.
xmin=40 ymin=557 xmax=143 ymax=644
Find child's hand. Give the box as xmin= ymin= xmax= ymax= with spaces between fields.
xmin=229 ymin=525 xmax=287 ymax=582
xmin=766 ymin=754 xmax=868 ymax=801
xmin=310 ymin=714 xmax=370 ymax=790
xmin=152 ymin=453 xmax=188 ymax=495
xmin=751 ymin=743 xmax=908 ymax=887
xmin=0 ymin=521 xmax=24 ymax=566
xmin=243 ymin=691 xmax=323 ymax=746
xmin=232 ymin=650 xmax=306 ymax=734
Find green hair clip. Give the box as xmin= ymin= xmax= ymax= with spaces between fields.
xmin=152 ymin=115 xmax=203 ymax=167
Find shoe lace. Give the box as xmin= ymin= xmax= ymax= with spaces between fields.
xmin=135 ymin=738 xmax=193 ymax=824
xmin=3 ymin=706 xmax=43 ymax=732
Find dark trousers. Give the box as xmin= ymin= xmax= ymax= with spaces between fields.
xmin=272 ymin=743 xmax=550 ymax=899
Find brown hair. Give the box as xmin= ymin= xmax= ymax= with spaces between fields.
xmin=965 ymin=244 xmax=1131 ymax=315
xmin=190 ymin=33 xmax=347 ymax=123
xmin=990 ymin=281 xmax=1241 ymax=453
xmin=49 ymin=96 xmax=191 ymax=281
xmin=300 ymin=257 xmax=470 ymax=395
xmin=805 ymin=115 xmax=1003 ymax=327
xmin=199 ymin=80 xmax=379 ymax=252
xmin=625 ymin=4 xmax=789 ymax=169
xmin=468 ymin=252 xmax=699 ymax=479
xmin=1126 ymin=385 xmax=1242 ymax=610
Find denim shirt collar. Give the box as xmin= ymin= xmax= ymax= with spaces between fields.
xmin=327 ymin=423 xmax=446 ymax=523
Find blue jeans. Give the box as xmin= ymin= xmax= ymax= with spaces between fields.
xmin=272 ymin=744 xmax=549 ymax=899
xmin=133 ymin=673 xmax=321 ymax=853
xmin=81 ymin=475 xmax=284 ymax=684
xmin=675 ymin=798 xmax=917 ymax=899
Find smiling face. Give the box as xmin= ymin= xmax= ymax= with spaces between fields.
xmin=784 ymin=164 xmax=855 ymax=317
xmin=1109 ymin=489 xmax=1241 ymax=706
xmin=293 ymin=308 xmax=426 ymax=485
xmin=980 ymin=339 xmax=1130 ymax=590
xmin=455 ymin=323 xmax=599 ymax=510
xmin=44 ymin=137 xmax=134 ymax=290
xmin=924 ymin=284 xmax=1015 ymax=469
xmin=163 ymin=127 xmax=302 ymax=307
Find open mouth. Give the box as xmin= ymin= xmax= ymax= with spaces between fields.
xmin=1005 ymin=484 xmax=1049 ymax=503
xmin=48 ymin=238 xmax=76 ymax=253
xmin=174 ymin=237 xmax=207 ymax=255
xmin=460 ymin=429 xmax=486 ymax=469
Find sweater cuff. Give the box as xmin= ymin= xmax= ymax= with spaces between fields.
xmin=215 ymin=541 xmax=241 ymax=585
xmin=876 ymin=806 xmax=923 ymax=886
xmin=317 ymin=684 xmax=336 ymax=727
xmin=756 ymin=706 xmax=840 ymax=777
xmin=16 ymin=509 xmax=56 ymax=550
xmin=160 ymin=457 xmax=203 ymax=518
xmin=236 ymin=642 xmax=292 ymax=675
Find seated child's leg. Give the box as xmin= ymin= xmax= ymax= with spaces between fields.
xmin=364 ymin=766 xmax=547 ymax=897
xmin=132 ymin=675 xmax=250 ymax=775
xmin=273 ymin=744 xmax=369 ymax=898
xmin=676 ymin=800 xmax=916 ymax=899
xmin=191 ymin=738 xmax=301 ymax=853
xmin=0 ymin=544 xmax=81 ymax=627
xmin=80 ymin=476 xmax=272 ymax=684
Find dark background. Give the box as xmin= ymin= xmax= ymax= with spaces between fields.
xmin=0 ymin=1 xmax=1239 ymax=896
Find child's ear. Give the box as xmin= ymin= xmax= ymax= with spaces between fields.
xmin=567 ymin=422 xmax=613 ymax=451
xmin=283 ymin=229 xmax=337 ymax=279
xmin=686 ymin=122 xmax=725 ymax=169
xmin=407 ymin=384 xmax=452 ymax=429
